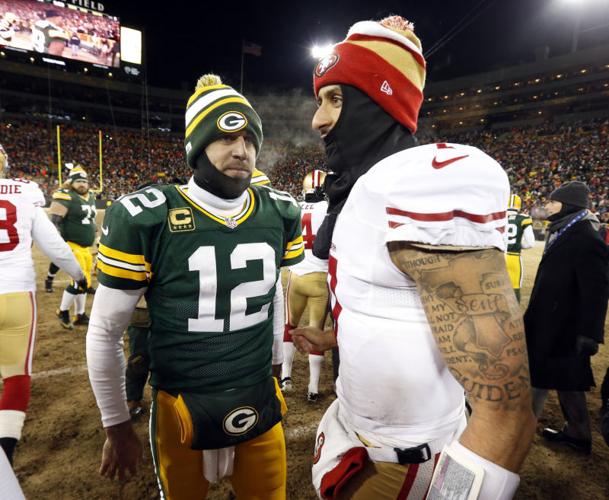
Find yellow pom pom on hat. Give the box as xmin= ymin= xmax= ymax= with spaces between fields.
xmin=184 ymin=74 xmax=263 ymax=168
xmin=313 ymin=15 xmax=426 ymax=133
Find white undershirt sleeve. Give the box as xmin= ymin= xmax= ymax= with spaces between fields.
xmin=521 ymin=225 xmax=535 ymax=249
xmin=31 ymin=207 xmax=85 ymax=282
xmin=272 ymin=276 xmax=284 ymax=365
xmin=86 ymin=284 xmax=146 ymax=428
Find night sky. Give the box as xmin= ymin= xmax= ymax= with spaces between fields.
xmin=115 ymin=0 xmax=609 ymax=91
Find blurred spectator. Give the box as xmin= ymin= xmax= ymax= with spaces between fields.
xmin=524 ymin=181 xmax=609 ymax=454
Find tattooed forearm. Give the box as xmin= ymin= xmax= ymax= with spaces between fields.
xmin=389 ymin=242 xmax=531 ymax=410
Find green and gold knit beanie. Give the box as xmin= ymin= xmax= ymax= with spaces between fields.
xmin=68 ymin=165 xmax=88 ymax=183
xmin=184 ymin=74 xmax=263 ymax=168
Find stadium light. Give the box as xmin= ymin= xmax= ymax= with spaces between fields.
xmin=310 ymin=43 xmax=335 ymax=59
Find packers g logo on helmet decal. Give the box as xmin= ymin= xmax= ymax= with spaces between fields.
xmin=217 ymin=111 xmax=248 ymax=133
xmin=223 ymin=406 xmax=259 ymax=436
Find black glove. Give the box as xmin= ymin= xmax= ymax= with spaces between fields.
xmin=76 ymin=277 xmax=88 ymax=292
xmin=575 ymin=335 xmax=599 ymax=357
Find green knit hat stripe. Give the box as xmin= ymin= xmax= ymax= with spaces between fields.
xmin=184 ymin=84 xmax=263 ymax=168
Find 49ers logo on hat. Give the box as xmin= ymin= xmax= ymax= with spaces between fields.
xmin=315 ymin=54 xmax=339 ymax=77
xmin=223 ymin=406 xmax=259 ymax=436
xmin=217 ymin=111 xmax=248 ymax=133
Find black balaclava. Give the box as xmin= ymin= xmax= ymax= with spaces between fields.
xmin=304 ymin=188 xmax=326 ymax=203
xmin=193 ymin=152 xmax=251 ymax=200
xmin=313 ymin=85 xmax=417 ymax=259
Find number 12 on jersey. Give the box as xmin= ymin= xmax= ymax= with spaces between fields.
xmin=188 ymin=243 xmax=277 ymax=332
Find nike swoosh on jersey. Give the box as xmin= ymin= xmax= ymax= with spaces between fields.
xmin=431 ymin=155 xmax=469 ymax=169
xmin=101 ymin=226 xmax=109 ymax=235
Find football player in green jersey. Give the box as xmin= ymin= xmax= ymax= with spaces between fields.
xmin=87 ymin=74 xmax=303 ymax=499
xmin=125 ymin=170 xmax=278 ymax=420
xmin=505 ymin=194 xmax=535 ymax=302
xmin=47 ymin=166 xmax=97 ymax=328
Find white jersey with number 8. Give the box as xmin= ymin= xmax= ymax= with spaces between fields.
xmin=0 ymin=178 xmax=83 ymax=294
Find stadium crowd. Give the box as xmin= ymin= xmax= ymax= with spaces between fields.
xmin=0 ymin=117 xmax=607 ymax=218
xmin=428 ymin=119 xmax=609 ymax=218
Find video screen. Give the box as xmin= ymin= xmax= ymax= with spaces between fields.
xmin=120 ymin=26 xmax=141 ymax=65
xmin=0 ymin=0 xmax=120 ymax=67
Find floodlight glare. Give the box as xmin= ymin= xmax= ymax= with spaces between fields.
xmin=310 ymin=43 xmax=335 ymax=59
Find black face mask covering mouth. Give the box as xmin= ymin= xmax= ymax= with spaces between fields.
xmin=193 ymin=152 xmax=251 ymax=200
xmin=312 ymin=85 xmax=417 ymax=259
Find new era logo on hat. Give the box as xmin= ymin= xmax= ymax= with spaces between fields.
xmin=380 ymin=81 xmax=393 ymax=95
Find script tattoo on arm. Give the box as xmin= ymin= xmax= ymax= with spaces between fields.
xmin=388 ymin=242 xmax=531 ymax=412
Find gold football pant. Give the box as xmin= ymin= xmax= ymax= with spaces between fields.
xmin=505 ymin=252 xmax=523 ymax=300
xmin=285 ymin=271 xmax=329 ymax=332
xmin=333 ymin=458 xmax=438 ymax=500
xmin=0 ymin=292 xmax=36 ymax=440
xmin=67 ymin=241 xmax=93 ymax=290
xmin=150 ymin=381 xmax=287 ymax=500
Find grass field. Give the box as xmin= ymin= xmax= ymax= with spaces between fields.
xmin=7 ymin=240 xmax=609 ymax=499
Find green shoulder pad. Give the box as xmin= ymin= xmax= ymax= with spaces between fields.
xmin=52 ymin=189 xmax=72 ymax=203
xmin=254 ymin=186 xmax=304 ymax=267
xmin=97 ymin=186 xmax=169 ymax=290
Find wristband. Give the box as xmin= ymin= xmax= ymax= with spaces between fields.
xmin=426 ymin=440 xmax=520 ymax=500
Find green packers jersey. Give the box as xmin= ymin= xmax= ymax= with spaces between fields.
xmin=97 ymin=183 xmax=304 ymax=393
xmin=506 ymin=211 xmax=533 ymax=254
xmin=52 ymin=189 xmax=97 ymax=247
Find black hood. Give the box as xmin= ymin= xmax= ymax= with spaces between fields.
xmin=313 ymin=85 xmax=416 ymax=259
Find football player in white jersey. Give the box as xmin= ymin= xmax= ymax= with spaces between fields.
xmin=281 ymin=170 xmax=329 ymax=401
xmin=0 ymin=143 xmax=86 ymax=467
xmin=292 ymin=16 xmax=535 ymax=500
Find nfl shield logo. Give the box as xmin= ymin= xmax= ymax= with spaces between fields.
xmin=225 ymin=217 xmax=238 ymax=229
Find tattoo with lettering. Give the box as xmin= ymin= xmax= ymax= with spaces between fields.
xmin=389 ymin=243 xmax=531 ymax=409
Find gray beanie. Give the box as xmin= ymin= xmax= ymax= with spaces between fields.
xmin=550 ymin=181 xmax=590 ymax=209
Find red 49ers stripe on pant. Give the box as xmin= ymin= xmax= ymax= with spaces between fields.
xmin=328 ymin=255 xmax=342 ymax=338
xmin=398 ymin=452 xmax=440 ymax=500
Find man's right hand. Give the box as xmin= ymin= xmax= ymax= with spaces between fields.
xmin=291 ymin=327 xmax=337 ymax=354
xmin=100 ymin=420 xmax=143 ymax=481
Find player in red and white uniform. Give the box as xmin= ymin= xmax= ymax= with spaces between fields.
xmin=292 ymin=16 xmax=535 ymax=500
xmin=0 ymin=143 xmax=86 ymax=466
xmin=281 ymin=170 xmax=329 ymax=401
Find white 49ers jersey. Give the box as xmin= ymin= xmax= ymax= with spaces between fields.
xmin=330 ymin=143 xmax=509 ymax=446
xmin=289 ymin=199 xmax=329 ymax=276
xmin=0 ymin=178 xmax=82 ymax=294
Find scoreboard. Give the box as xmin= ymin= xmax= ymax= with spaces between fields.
xmin=0 ymin=0 xmax=142 ymax=77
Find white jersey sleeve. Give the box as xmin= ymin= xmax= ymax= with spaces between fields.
xmin=87 ymin=284 xmax=146 ymax=427
xmin=0 ymin=179 xmax=46 ymax=293
xmin=521 ymin=224 xmax=535 ymax=249
xmin=289 ymin=200 xmax=329 ymax=275
xmin=31 ymin=207 xmax=85 ymax=282
xmin=367 ymin=143 xmax=509 ymax=251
